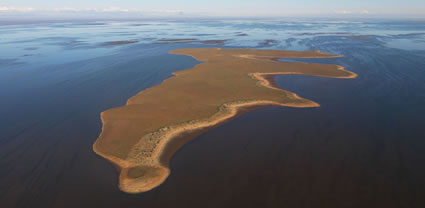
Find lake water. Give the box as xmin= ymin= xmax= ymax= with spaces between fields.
xmin=1 ymin=19 xmax=425 ymax=208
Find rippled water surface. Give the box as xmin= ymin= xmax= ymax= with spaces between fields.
xmin=1 ymin=19 xmax=425 ymax=208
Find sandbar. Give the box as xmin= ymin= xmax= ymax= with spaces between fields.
xmin=258 ymin=39 xmax=280 ymax=47
xmin=93 ymin=48 xmax=357 ymax=193
xmin=156 ymin=38 xmax=228 ymax=45
xmin=101 ymin=40 xmax=139 ymax=46
xmin=344 ymin=36 xmax=371 ymax=40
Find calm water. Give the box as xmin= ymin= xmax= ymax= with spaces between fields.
xmin=1 ymin=19 xmax=425 ymax=208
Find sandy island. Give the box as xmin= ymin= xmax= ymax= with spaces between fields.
xmin=93 ymin=48 xmax=357 ymax=193
xmin=101 ymin=40 xmax=139 ymax=46
xmin=345 ymin=36 xmax=371 ymax=40
xmin=156 ymin=38 xmax=228 ymax=45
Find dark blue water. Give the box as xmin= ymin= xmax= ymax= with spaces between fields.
xmin=1 ymin=20 xmax=425 ymax=208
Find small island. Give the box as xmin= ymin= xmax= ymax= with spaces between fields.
xmin=93 ymin=48 xmax=357 ymax=193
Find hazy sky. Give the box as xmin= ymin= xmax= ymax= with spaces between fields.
xmin=1 ymin=0 xmax=425 ymax=18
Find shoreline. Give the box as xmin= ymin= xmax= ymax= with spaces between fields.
xmin=93 ymin=48 xmax=357 ymax=194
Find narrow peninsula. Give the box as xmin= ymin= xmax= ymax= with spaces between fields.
xmin=93 ymin=48 xmax=357 ymax=193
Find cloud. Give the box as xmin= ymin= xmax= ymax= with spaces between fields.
xmin=334 ymin=9 xmax=371 ymax=15
xmin=0 ymin=6 xmax=35 ymax=12
xmin=335 ymin=10 xmax=353 ymax=15
xmin=361 ymin=10 xmax=369 ymax=14
xmin=0 ymin=6 xmax=184 ymax=15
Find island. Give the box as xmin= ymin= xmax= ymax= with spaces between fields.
xmin=93 ymin=48 xmax=357 ymax=193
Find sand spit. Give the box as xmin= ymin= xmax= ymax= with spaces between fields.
xmin=236 ymin=33 xmax=248 ymax=36
xmin=296 ymin=32 xmax=354 ymax=36
xmin=344 ymin=36 xmax=371 ymax=41
xmin=258 ymin=39 xmax=280 ymax=47
xmin=93 ymin=48 xmax=357 ymax=194
xmin=345 ymin=36 xmax=371 ymax=39
xmin=101 ymin=40 xmax=139 ymax=46
xmin=156 ymin=38 xmax=228 ymax=45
